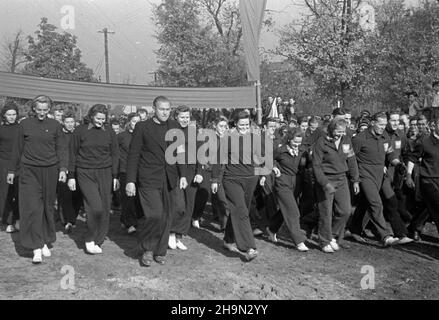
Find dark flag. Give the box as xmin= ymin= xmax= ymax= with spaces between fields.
xmin=239 ymin=0 xmax=267 ymax=82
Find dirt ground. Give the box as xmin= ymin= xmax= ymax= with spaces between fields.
xmin=0 ymin=208 xmax=438 ymax=300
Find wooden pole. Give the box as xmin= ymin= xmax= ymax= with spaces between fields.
xmin=256 ymin=80 xmax=262 ymax=125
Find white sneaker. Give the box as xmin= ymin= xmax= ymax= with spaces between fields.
xmin=330 ymin=239 xmax=340 ymax=251
xmin=297 ymin=242 xmax=309 ymax=252
xmin=94 ymin=245 xmax=103 ymax=254
xmin=85 ymin=241 xmax=97 ymax=254
xmin=14 ymin=220 xmax=20 ymax=231
xmin=245 ymin=248 xmax=258 ymax=261
xmin=5 ymin=225 xmax=15 ymax=233
xmin=176 ymin=240 xmax=188 ymax=251
xmin=322 ymin=244 xmax=335 ymax=253
xmin=396 ymin=236 xmax=414 ymax=245
xmin=266 ymin=227 xmax=278 ymax=243
xmin=32 ymin=249 xmax=42 ymax=264
xmin=192 ymin=220 xmax=200 ymax=229
xmin=42 ymin=244 xmax=51 ymax=257
xmin=127 ymin=226 xmax=136 ymax=234
xmin=168 ymin=233 xmax=177 ymax=250
xmin=383 ymin=236 xmax=399 ymax=247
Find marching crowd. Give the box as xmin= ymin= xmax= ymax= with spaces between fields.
xmin=0 ymin=93 xmax=438 ymax=266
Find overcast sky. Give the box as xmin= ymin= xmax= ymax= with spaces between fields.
xmin=0 ymin=0 xmax=420 ymax=84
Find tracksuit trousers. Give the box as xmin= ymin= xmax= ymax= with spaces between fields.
xmin=119 ymin=173 xmax=140 ymax=228
xmin=350 ymin=178 xmax=393 ymax=241
xmin=137 ymin=182 xmax=173 ymax=257
xmin=223 ymin=176 xmax=258 ymax=252
xmin=0 ymin=159 xmax=19 ymax=225
xmin=57 ymin=181 xmax=82 ymax=225
xmin=171 ymin=179 xmax=197 ymax=236
xmin=19 ymin=164 xmax=57 ymax=250
xmin=316 ymin=175 xmax=351 ymax=246
xmin=271 ymin=174 xmax=306 ymax=245
xmin=77 ymin=167 xmax=112 ymax=246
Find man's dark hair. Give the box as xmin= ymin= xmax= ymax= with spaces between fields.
xmin=332 ymin=108 xmax=346 ymax=116
xmin=371 ymin=111 xmax=388 ymax=122
xmin=327 ymin=118 xmax=347 ymax=136
xmin=265 ymin=117 xmax=279 ymax=125
xmin=308 ymin=116 xmax=319 ymax=125
xmin=283 ymin=127 xmax=304 ymax=144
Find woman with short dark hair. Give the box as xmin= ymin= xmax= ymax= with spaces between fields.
xmin=0 ymin=102 xmax=20 ymax=233
xmin=265 ymin=128 xmax=310 ymax=251
xmin=68 ymin=104 xmax=120 ymax=255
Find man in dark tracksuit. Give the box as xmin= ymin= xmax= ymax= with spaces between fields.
xmin=298 ymin=123 xmax=324 ymax=235
xmin=379 ymin=112 xmax=413 ymax=243
xmin=312 ymin=119 xmax=360 ymax=253
xmin=118 ymin=113 xmax=141 ymax=234
xmin=126 ymin=96 xmax=180 ymax=266
xmin=348 ymin=112 xmax=400 ymax=246
xmin=406 ymin=131 xmax=430 ymax=241
xmin=406 ymin=117 xmax=439 ymax=237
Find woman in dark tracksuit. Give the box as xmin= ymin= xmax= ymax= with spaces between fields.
xmin=264 ymin=127 xmax=309 ymax=252
xmin=211 ymin=111 xmax=262 ymax=261
xmin=57 ymin=111 xmax=82 ymax=233
xmin=7 ymin=95 xmax=68 ymax=264
xmin=0 ymin=103 xmax=19 ymax=233
xmin=68 ymin=104 xmax=120 ymax=255
xmin=312 ymin=119 xmax=360 ymax=253
xmin=118 ymin=113 xmax=141 ymax=234
xmin=169 ymin=106 xmax=202 ymax=250
xmin=193 ymin=116 xmax=230 ymax=231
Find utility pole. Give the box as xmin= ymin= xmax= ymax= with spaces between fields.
xmin=98 ymin=28 xmax=115 ymax=83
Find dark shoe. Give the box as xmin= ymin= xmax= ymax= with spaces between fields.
xmin=347 ymin=232 xmax=367 ymax=244
xmin=362 ymin=229 xmax=375 ymax=239
xmin=140 ymin=251 xmax=153 ymax=267
xmin=64 ymin=223 xmax=73 ymax=234
xmin=412 ymin=231 xmax=421 ymax=242
xmin=154 ymin=255 xmax=166 ymax=265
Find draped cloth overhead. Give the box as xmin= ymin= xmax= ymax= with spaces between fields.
xmin=0 ymin=72 xmax=256 ymax=109
xmin=239 ymin=0 xmax=267 ymax=82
